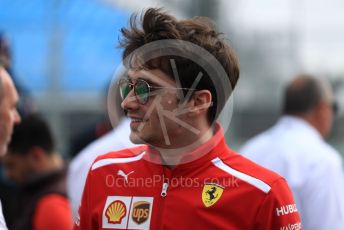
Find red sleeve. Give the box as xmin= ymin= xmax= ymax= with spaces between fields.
xmin=254 ymin=178 xmax=302 ymax=230
xmin=33 ymin=194 xmax=73 ymax=230
xmin=73 ymin=167 xmax=94 ymax=230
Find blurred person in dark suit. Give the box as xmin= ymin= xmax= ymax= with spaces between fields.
xmin=3 ymin=114 xmax=72 ymax=230
xmin=241 ymin=74 xmax=344 ymax=229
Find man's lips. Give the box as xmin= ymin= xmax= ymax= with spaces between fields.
xmin=127 ymin=114 xmax=148 ymax=122
xmin=128 ymin=116 xmax=148 ymax=129
xmin=130 ymin=118 xmax=144 ymax=122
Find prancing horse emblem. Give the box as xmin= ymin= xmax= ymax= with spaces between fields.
xmin=206 ymin=187 xmax=218 ymax=200
xmin=202 ymin=183 xmax=224 ymax=207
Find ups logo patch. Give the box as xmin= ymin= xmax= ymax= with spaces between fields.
xmin=132 ymin=201 xmax=151 ymax=224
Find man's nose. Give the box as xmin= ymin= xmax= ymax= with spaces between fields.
xmin=121 ymin=89 xmax=139 ymax=111
xmin=14 ymin=109 xmax=21 ymax=124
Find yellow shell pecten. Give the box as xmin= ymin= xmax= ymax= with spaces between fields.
xmin=106 ymin=200 xmax=127 ymax=224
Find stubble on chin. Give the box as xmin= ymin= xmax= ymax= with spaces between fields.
xmin=129 ymin=132 xmax=144 ymax=145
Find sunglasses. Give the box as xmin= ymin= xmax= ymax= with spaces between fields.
xmin=332 ymin=101 xmax=339 ymax=115
xmin=119 ymin=78 xmax=195 ymax=104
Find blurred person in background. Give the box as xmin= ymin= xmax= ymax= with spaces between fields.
xmin=67 ymin=79 xmax=135 ymax=221
xmin=69 ymin=81 xmax=126 ymax=158
xmin=0 ymin=66 xmax=21 ymax=167
xmin=68 ymin=114 xmax=113 ymax=159
xmin=241 ymin=74 xmax=344 ymax=229
xmin=3 ymin=114 xmax=73 ymax=230
xmin=0 ymin=65 xmax=21 ymax=229
xmin=0 ymin=32 xmax=33 ymax=227
xmin=0 ymin=32 xmax=33 ymax=116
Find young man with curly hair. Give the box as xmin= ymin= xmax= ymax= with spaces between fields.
xmin=75 ymin=8 xmax=301 ymax=229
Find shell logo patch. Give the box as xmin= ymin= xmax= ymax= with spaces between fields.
xmin=105 ymin=200 xmax=127 ymax=224
xmin=132 ymin=201 xmax=151 ymax=224
xmin=102 ymin=196 xmax=153 ymax=229
xmin=202 ymin=183 xmax=224 ymax=207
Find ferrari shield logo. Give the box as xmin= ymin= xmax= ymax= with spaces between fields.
xmin=202 ymin=183 xmax=224 ymax=207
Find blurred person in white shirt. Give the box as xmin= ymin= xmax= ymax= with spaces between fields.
xmin=240 ymin=74 xmax=344 ymax=230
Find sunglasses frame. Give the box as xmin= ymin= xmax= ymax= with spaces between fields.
xmin=332 ymin=101 xmax=339 ymax=115
xmin=119 ymin=78 xmax=195 ymax=105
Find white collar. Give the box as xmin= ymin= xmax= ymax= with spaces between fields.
xmin=277 ymin=115 xmax=322 ymax=140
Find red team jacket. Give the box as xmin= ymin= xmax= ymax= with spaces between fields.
xmin=75 ymin=125 xmax=301 ymax=229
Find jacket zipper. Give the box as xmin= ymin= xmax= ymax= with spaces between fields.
xmin=161 ymin=180 xmax=169 ymax=197
xmin=156 ymin=166 xmax=172 ymax=229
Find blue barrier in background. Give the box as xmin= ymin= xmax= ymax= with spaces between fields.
xmin=0 ymin=0 xmax=129 ymax=92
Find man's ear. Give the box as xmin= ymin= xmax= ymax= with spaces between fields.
xmin=313 ymin=100 xmax=330 ymax=121
xmin=187 ymin=90 xmax=212 ymax=117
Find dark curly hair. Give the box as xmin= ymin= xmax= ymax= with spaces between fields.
xmin=8 ymin=114 xmax=55 ymax=155
xmin=119 ymin=8 xmax=240 ymax=123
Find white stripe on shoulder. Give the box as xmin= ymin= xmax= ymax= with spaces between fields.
xmin=91 ymin=151 xmax=145 ymax=170
xmin=212 ymin=157 xmax=271 ymax=193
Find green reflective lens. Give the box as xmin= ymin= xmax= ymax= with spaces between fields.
xmin=135 ymin=80 xmax=149 ymax=104
xmin=119 ymin=79 xmax=151 ymax=104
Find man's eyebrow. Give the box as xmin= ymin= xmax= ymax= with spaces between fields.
xmin=128 ymin=70 xmax=175 ymax=87
xmin=137 ymin=78 xmax=159 ymax=85
xmin=127 ymin=74 xmax=159 ymax=85
xmin=144 ymin=76 xmax=175 ymax=88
